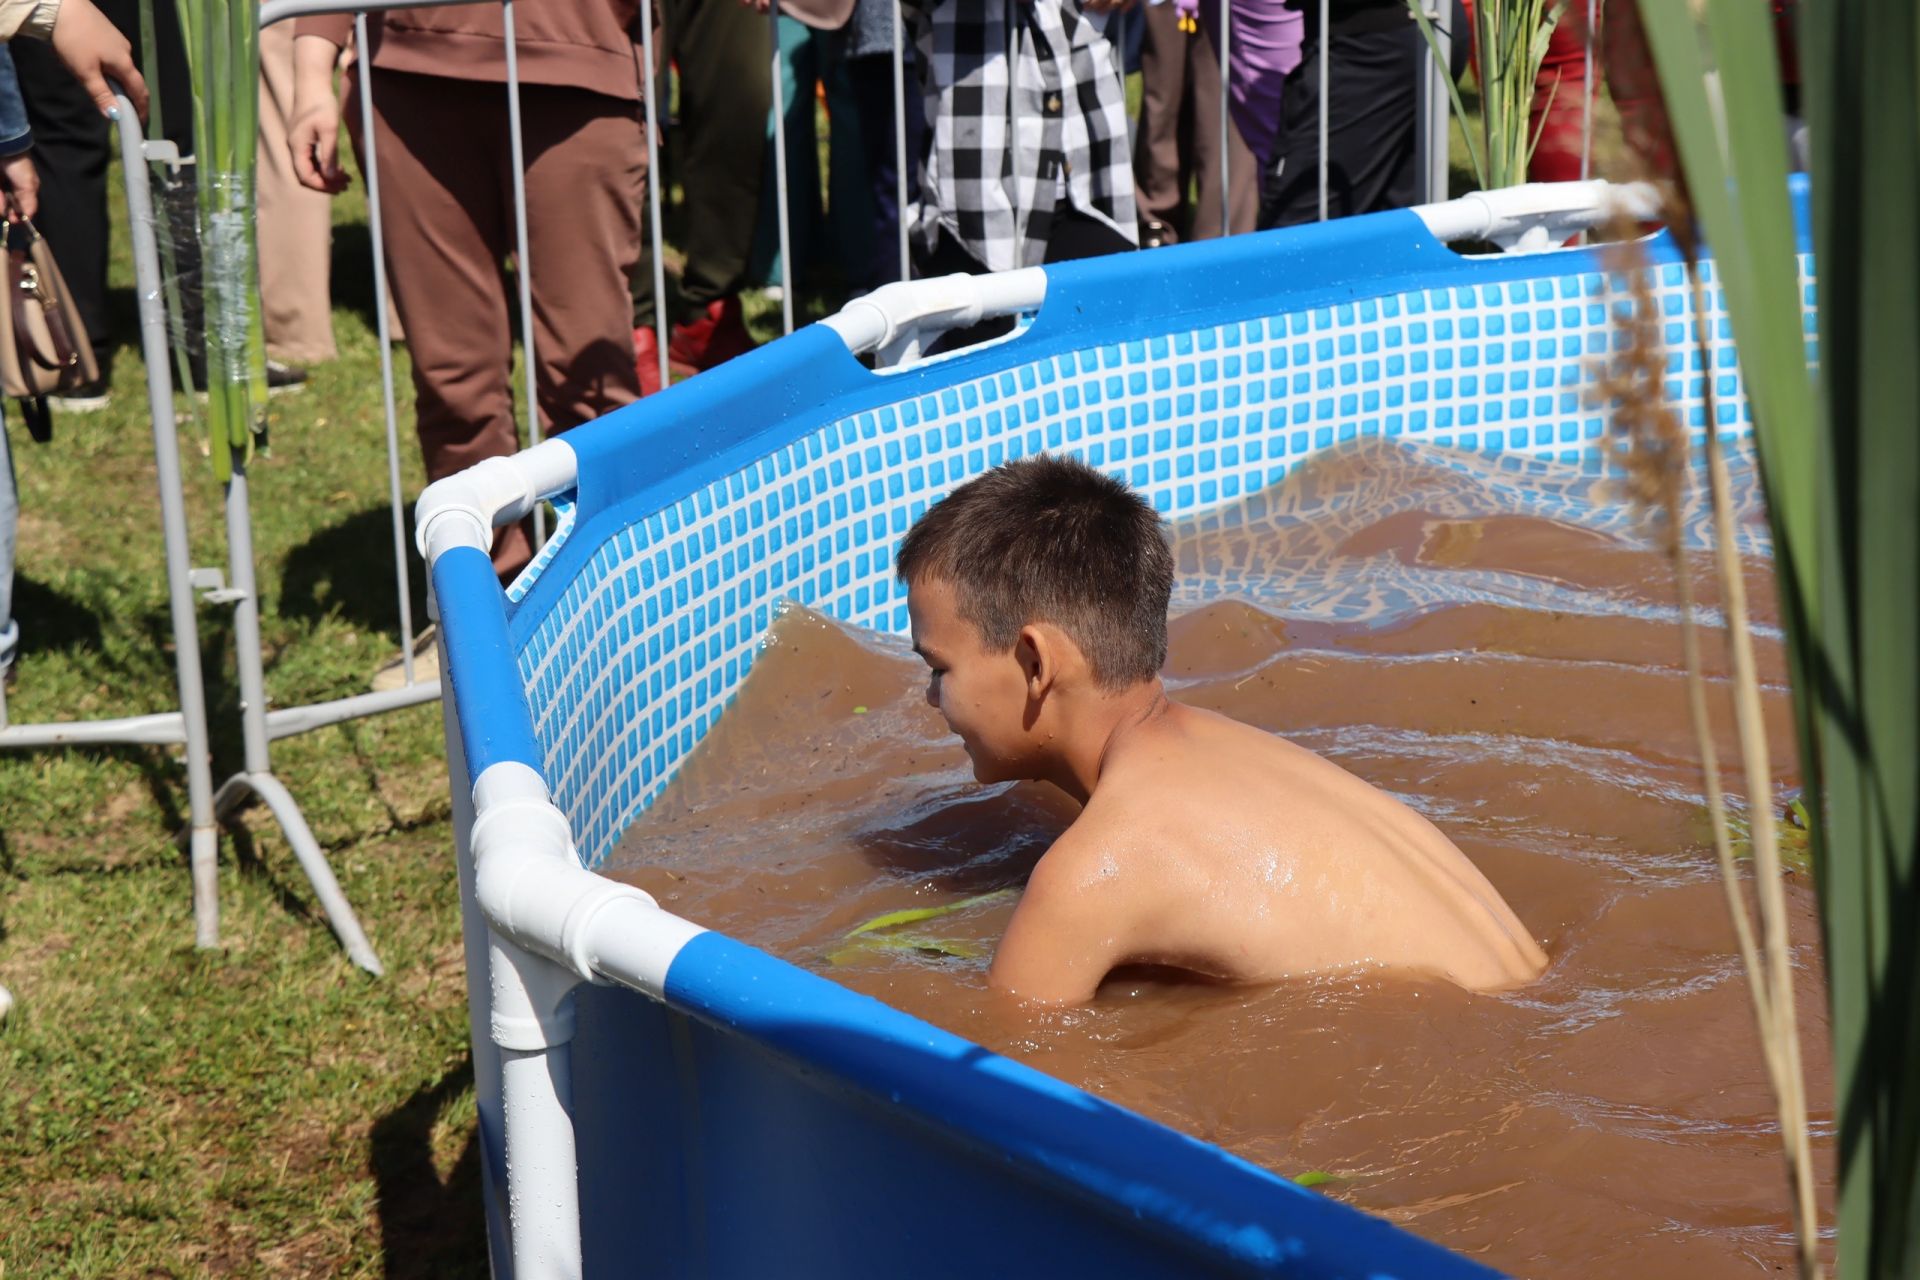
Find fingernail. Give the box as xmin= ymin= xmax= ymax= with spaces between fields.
xmin=106 ymin=107 xmax=121 ymax=121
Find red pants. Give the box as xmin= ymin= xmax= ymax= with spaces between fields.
xmin=354 ymin=69 xmax=647 ymax=578
xmin=1527 ymin=1 xmax=1797 ymax=185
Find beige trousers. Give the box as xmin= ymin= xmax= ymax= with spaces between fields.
xmin=256 ymin=18 xmax=338 ymax=365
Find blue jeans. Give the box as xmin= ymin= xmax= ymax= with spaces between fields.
xmin=1 ymin=423 xmax=16 ymax=676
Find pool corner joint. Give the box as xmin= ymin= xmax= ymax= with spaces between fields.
xmin=467 ymin=758 xmax=709 ymax=1280
xmin=416 ymin=437 xmax=581 ymax=565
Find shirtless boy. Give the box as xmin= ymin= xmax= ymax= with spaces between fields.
xmin=898 ymin=454 xmax=1549 ymax=1005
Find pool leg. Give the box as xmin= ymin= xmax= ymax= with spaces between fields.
xmin=490 ymin=936 xmax=585 ymax=1280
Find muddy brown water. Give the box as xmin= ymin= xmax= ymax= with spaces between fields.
xmin=609 ymin=439 xmax=1832 ymax=1278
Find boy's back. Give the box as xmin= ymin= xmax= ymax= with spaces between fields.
xmin=991 ymin=701 xmax=1550 ymax=1004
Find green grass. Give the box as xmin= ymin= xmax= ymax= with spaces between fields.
xmin=0 ymin=162 xmax=499 ymax=1275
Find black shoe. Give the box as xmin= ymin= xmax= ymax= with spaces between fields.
xmin=266 ymin=359 xmax=308 ymax=396
xmin=190 ymin=357 xmax=308 ymax=398
xmin=49 ymin=378 xmax=111 ymax=412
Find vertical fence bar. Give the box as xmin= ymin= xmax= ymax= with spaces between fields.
xmin=502 ymin=0 xmax=546 ymax=543
xmin=113 ymin=101 xmax=221 ymax=947
xmin=639 ymin=0 xmax=670 ymax=388
xmin=892 ymin=0 xmax=909 ymax=281
xmin=353 ymin=13 xmax=417 ymax=685
xmin=1419 ymin=0 xmax=1451 ymax=203
xmin=770 ymin=0 xmax=794 ymax=332
xmin=1218 ymin=0 xmax=1232 ymax=237
xmin=1316 ymin=0 xmax=1328 ymax=221
xmin=1578 ymin=0 xmax=1596 ymax=181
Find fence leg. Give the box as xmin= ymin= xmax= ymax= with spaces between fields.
xmin=1218 ymin=0 xmax=1232 ymax=237
xmin=1317 ymin=0 xmax=1329 ymax=222
xmin=892 ymin=0 xmax=909 ymax=282
xmin=214 ymin=458 xmax=384 ymax=976
xmin=1418 ymin=1 xmax=1452 ymax=205
xmin=112 ymin=105 xmax=223 ymax=949
xmin=770 ymin=0 xmax=794 ymax=334
xmin=353 ymin=14 xmax=421 ymax=688
xmin=639 ymin=0 xmax=671 ymax=389
xmin=502 ymin=0 xmax=546 ymax=546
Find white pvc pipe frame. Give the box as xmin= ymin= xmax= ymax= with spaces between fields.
xmin=415 ymin=178 xmax=1655 ymax=1279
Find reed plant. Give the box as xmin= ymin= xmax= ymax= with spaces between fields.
xmin=1409 ymin=0 xmax=1564 ymax=190
xmin=175 ymin=0 xmax=269 ymax=481
xmin=1623 ymin=2 xmax=1919 ymax=1277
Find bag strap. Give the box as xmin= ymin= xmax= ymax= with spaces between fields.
xmin=19 ymin=393 xmax=52 ymax=444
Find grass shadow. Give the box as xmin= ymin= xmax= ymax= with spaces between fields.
xmin=10 ymin=575 xmax=105 ymax=657
xmin=370 ymin=1057 xmax=489 ymax=1279
xmin=279 ymin=503 xmax=430 ymax=640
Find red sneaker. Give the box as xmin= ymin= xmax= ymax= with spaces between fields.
xmin=668 ymin=296 xmax=758 ymax=374
xmin=633 ymin=324 xmax=669 ymax=396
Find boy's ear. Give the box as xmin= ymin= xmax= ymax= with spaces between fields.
xmin=1015 ymin=624 xmax=1053 ymax=699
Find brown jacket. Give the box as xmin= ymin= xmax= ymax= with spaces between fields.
xmin=298 ymin=0 xmax=646 ymax=103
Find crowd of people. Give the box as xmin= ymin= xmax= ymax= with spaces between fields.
xmin=0 ymin=0 xmax=1632 ymax=693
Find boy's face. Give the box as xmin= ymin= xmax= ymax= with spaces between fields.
xmin=908 ymin=576 xmax=1037 ymax=784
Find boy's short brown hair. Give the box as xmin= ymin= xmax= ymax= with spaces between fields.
xmin=896 ymin=454 xmax=1173 ymax=688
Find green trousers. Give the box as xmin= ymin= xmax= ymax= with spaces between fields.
xmin=635 ymin=0 xmax=772 ymax=326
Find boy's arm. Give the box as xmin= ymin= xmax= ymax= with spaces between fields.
xmin=987 ymin=838 xmax=1128 ymax=1006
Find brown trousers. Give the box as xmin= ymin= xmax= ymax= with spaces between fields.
xmin=257 ymin=19 xmax=339 ymax=366
xmin=355 ymin=69 xmax=646 ymax=577
xmin=1133 ymin=0 xmax=1257 ymax=242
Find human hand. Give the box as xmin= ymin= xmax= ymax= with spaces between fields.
xmin=1 ymin=152 xmax=38 ymax=222
xmin=739 ymin=0 xmax=770 ymax=11
xmin=288 ymin=36 xmax=349 ymax=195
xmin=48 ymin=0 xmax=148 ymax=121
xmin=288 ymin=94 xmax=348 ymax=193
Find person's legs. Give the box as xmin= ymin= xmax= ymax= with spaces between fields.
xmin=1258 ymin=13 xmax=1431 ymax=229
xmin=640 ymin=0 xmax=769 ymax=331
xmin=1527 ymin=8 xmax=1593 ymax=183
xmin=0 ymin=422 xmax=17 ymax=684
xmin=750 ymin=16 xmax=826 ymax=293
xmin=1133 ymin=0 xmax=1194 ymax=245
xmin=357 ymin=70 xmax=523 ymax=576
xmin=257 ymin=18 xmax=338 ymax=365
xmin=843 ymin=51 xmax=917 ymax=288
xmin=518 ymin=86 xmax=646 ymax=437
xmin=1183 ymin=6 xmax=1259 ymax=239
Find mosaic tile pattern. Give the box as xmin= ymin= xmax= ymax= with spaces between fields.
xmin=512 ymin=255 xmax=1816 ymax=868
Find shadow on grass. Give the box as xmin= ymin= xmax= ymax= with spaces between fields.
xmin=280 ymin=503 xmax=430 ymax=640
xmin=371 ymin=1057 xmax=489 ymax=1279
xmin=11 ymin=575 xmax=105 ymax=658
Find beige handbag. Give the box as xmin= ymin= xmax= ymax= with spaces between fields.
xmin=1 ymin=212 xmax=98 ymax=441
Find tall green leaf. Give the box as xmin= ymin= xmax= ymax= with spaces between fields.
xmin=1634 ymin=2 xmax=1920 ymax=1277
xmin=1799 ymin=4 xmax=1920 ymax=1276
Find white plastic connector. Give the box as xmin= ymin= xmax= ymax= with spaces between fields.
xmin=467 ymin=762 xmax=709 ymax=1013
xmin=822 ymin=269 xmax=1048 ymax=364
xmin=415 ymin=437 xmax=579 ymax=567
xmin=1412 ymin=179 xmax=1663 ymax=252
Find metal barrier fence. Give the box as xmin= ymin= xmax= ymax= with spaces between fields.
xmin=3 ymin=0 xmax=1595 ymax=971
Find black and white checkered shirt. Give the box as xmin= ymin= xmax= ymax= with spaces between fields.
xmin=907 ymin=0 xmax=1138 ymax=272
